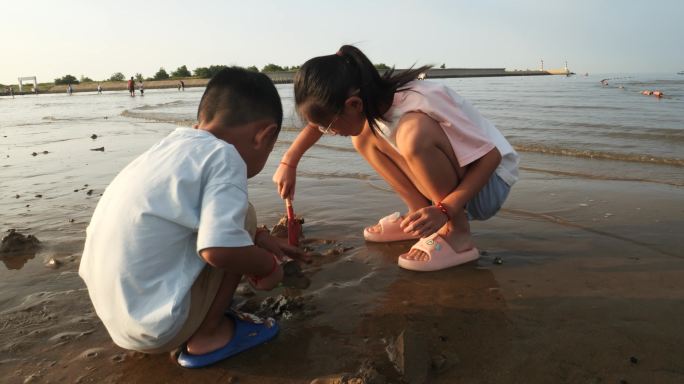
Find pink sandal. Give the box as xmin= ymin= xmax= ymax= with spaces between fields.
xmin=363 ymin=212 xmax=420 ymax=243
xmin=398 ymin=233 xmax=479 ymax=271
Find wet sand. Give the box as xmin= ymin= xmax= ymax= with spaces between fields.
xmin=1 ymin=151 xmax=683 ymax=383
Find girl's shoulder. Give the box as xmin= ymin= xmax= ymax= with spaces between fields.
xmin=395 ymin=80 xmax=453 ymax=102
xmin=393 ymin=80 xmax=457 ymax=110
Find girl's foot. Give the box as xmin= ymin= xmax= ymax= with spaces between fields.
xmin=402 ymin=229 xmax=474 ymax=261
xmin=364 ymin=212 xmax=420 ymax=242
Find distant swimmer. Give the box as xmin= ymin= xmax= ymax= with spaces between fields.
xmin=67 ymin=84 xmax=73 ymax=96
xmin=138 ymin=81 xmax=144 ymax=96
xmin=127 ymin=77 xmax=135 ymax=97
xmin=180 ymin=80 xmax=185 ymax=91
xmin=600 ymin=79 xmax=609 ymax=86
xmin=641 ymin=90 xmax=664 ymax=98
xmin=97 ymin=83 xmax=102 ymax=94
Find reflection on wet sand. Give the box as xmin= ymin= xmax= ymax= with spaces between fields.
xmin=0 ymin=229 xmax=40 ymax=270
xmin=1 ymin=252 xmax=35 ymax=270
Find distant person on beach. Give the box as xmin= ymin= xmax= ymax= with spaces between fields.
xmin=274 ymin=45 xmax=518 ymax=272
xmin=180 ymin=80 xmax=185 ymax=91
xmin=8 ymin=87 xmax=14 ymax=98
xmin=138 ymin=80 xmax=144 ymax=96
xmin=127 ymin=77 xmax=135 ymax=96
xmin=79 ymin=67 xmax=306 ymax=368
xmin=66 ymin=84 xmax=73 ymax=96
xmin=97 ymin=83 xmax=102 ymax=94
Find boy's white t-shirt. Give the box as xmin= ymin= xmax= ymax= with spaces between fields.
xmin=377 ymin=80 xmax=519 ymax=186
xmin=79 ymin=127 xmax=253 ymax=351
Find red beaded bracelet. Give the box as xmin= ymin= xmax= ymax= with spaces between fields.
xmin=280 ymin=161 xmax=296 ymax=169
xmin=435 ymin=202 xmax=451 ymax=221
xmin=250 ymin=254 xmax=279 ymax=285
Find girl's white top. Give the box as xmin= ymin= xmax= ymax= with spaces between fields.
xmin=377 ymin=80 xmax=519 ymax=186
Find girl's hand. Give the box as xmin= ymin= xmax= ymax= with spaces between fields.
xmin=255 ymin=231 xmax=312 ymax=264
xmin=400 ymin=206 xmax=449 ymax=238
xmin=273 ymin=162 xmax=296 ymax=200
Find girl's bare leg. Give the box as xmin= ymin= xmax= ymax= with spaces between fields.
xmin=352 ymin=124 xmax=430 ymax=234
xmin=393 ymin=113 xmax=474 ymax=260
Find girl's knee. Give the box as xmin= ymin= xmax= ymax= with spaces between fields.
xmin=395 ymin=118 xmax=439 ymax=158
xmin=352 ymin=130 xmax=383 ymax=155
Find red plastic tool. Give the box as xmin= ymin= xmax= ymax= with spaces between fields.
xmin=285 ymin=198 xmax=300 ymax=246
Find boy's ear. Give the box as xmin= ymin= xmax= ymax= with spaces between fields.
xmin=345 ymin=96 xmax=363 ymax=113
xmin=253 ymin=122 xmax=278 ymax=149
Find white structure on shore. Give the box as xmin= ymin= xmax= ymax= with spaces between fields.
xmin=18 ymin=76 xmax=38 ymax=92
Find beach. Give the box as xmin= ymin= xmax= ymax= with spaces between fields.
xmin=1 ymin=76 xmax=683 ymax=383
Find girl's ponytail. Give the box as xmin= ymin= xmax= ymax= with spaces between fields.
xmin=336 ymin=45 xmax=389 ymax=133
xmin=294 ymin=45 xmax=431 ymax=133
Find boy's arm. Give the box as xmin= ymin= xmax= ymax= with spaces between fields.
xmin=273 ymin=123 xmax=323 ymax=199
xmin=199 ymin=245 xmax=275 ymax=277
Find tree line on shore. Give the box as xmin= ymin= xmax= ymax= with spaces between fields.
xmin=2 ymin=62 xmax=399 ymax=89
xmin=53 ymin=64 xmax=306 ymax=86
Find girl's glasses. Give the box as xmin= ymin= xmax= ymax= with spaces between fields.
xmin=317 ymin=114 xmax=339 ymax=136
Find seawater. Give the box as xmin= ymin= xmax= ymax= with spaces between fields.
xmin=0 ymin=74 xmax=682 ymax=256
xmin=115 ymin=74 xmax=684 ymax=165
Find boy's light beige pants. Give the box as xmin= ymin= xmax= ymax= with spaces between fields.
xmin=142 ymin=203 xmax=257 ymax=353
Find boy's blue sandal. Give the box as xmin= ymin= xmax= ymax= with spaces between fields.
xmin=177 ymin=310 xmax=279 ymax=368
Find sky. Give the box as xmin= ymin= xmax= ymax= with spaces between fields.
xmin=1 ymin=0 xmax=683 ymax=84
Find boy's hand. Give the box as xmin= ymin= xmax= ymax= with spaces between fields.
xmin=400 ymin=206 xmax=448 ymax=238
xmin=248 ymin=254 xmax=283 ymax=291
xmin=255 ymin=232 xmax=311 ymax=264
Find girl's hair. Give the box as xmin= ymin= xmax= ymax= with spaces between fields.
xmin=294 ymin=45 xmax=431 ymax=133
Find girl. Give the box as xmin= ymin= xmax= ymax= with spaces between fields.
xmin=273 ymin=45 xmax=518 ymax=271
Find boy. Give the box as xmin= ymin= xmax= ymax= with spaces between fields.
xmin=79 ymin=67 xmax=305 ymax=368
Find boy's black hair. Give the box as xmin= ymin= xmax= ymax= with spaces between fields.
xmin=197 ymin=67 xmax=283 ymax=130
xmin=294 ymin=45 xmax=431 ymax=133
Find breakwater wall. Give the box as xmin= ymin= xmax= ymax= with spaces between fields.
xmin=266 ymin=67 xmax=572 ymax=83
